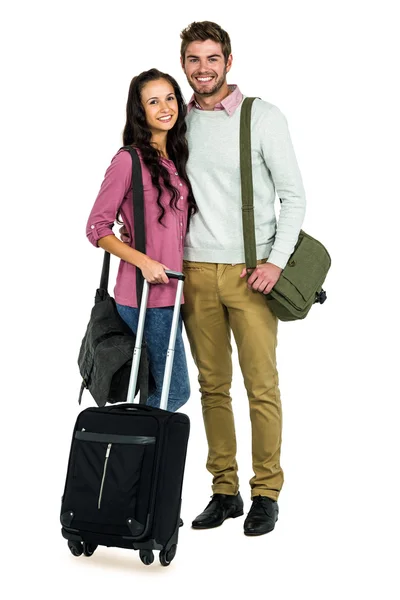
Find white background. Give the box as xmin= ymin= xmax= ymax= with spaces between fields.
xmin=1 ymin=0 xmax=399 ymax=598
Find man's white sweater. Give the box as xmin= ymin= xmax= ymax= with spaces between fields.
xmin=184 ymin=97 xmax=306 ymax=269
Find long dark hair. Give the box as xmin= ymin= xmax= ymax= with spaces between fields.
xmin=123 ymin=68 xmax=197 ymax=226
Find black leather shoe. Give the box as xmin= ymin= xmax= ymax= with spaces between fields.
xmin=192 ymin=493 xmax=244 ymax=529
xmin=179 ymin=518 xmax=183 ymax=527
xmin=244 ymin=495 xmax=279 ymax=536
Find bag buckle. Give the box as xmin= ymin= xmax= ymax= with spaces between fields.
xmin=315 ymin=289 xmax=327 ymax=304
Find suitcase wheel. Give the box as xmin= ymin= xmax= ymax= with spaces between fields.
xmin=159 ymin=544 xmax=177 ymax=567
xmin=83 ymin=542 xmax=98 ymax=557
xmin=67 ymin=540 xmax=97 ymax=558
xmin=68 ymin=540 xmax=83 ymax=557
xmin=139 ymin=549 xmax=154 ymax=566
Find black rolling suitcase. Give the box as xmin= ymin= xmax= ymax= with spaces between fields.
xmin=60 ymin=272 xmax=189 ymax=567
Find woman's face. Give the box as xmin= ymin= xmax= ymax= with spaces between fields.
xmin=141 ymin=78 xmax=179 ymax=135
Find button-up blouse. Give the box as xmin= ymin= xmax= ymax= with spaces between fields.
xmin=86 ymin=148 xmax=189 ymax=308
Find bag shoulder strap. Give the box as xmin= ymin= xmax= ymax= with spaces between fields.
xmin=121 ymin=146 xmax=146 ymax=306
xmin=99 ymin=146 xmax=146 ymax=306
xmin=120 ymin=146 xmax=150 ymax=404
xmin=94 ymin=146 xmax=150 ymax=405
xmin=240 ymin=97 xmax=258 ymax=270
xmin=121 ymin=146 xmax=150 ymax=404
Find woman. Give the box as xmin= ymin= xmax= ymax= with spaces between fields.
xmin=86 ymin=68 xmax=197 ymax=411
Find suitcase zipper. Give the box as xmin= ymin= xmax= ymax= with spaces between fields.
xmin=98 ymin=443 xmax=112 ymax=509
xmin=75 ymin=430 xmax=155 ymax=444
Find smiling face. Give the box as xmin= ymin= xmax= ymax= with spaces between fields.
xmin=141 ymin=78 xmax=179 ymax=135
xmin=181 ymin=40 xmax=232 ymax=97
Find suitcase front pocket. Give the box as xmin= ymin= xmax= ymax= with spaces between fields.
xmin=70 ymin=431 xmax=156 ymax=526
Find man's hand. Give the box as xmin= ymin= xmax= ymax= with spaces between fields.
xmin=240 ymin=263 xmax=282 ymax=294
xmin=119 ymin=224 xmax=130 ymax=243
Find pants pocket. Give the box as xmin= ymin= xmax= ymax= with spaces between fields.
xmin=183 ymin=260 xmax=204 ymax=272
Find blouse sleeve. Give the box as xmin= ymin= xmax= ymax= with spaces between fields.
xmin=86 ymin=150 xmax=132 ymax=246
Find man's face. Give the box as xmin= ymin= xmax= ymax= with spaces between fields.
xmin=181 ymin=40 xmax=232 ymax=97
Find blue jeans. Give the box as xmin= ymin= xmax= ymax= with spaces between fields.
xmin=116 ymin=304 xmax=190 ymax=412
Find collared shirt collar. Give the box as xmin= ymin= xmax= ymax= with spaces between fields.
xmin=187 ymin=85 xmax=243 ymax=116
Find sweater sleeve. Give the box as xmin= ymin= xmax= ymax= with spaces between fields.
xmin=258 ymin=104 xmax=306 ymax=269
xmin=86 ymin=150 xmax=132 ymax=247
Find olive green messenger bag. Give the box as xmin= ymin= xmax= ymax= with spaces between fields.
xmin=240 ymin=97 xmax=331 ymax=321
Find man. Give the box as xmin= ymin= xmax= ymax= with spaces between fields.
xmin=180 ymin=21 xmax=306 ymax=536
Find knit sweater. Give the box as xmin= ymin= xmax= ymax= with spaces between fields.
xmin=184 ymin=97 xmax=306 ymax=269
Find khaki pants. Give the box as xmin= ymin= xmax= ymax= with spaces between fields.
xmin=182 ymin=260 xmax=283 ymax=500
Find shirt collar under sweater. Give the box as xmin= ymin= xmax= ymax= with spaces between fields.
xmin=187 ymin=84 xmax=243 ymax=116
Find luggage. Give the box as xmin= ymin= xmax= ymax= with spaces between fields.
xmin=60 ymin=271 xmax=190 ymax=567
xmin=240 ymin=97 xmax=331 ymax=321
xmin=77 ymin=147 xmax=155 ymax=407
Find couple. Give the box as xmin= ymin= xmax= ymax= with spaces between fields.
xmin=86 ymin=20 xmax=306 ymax=537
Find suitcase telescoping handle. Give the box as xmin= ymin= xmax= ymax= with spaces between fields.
xmin=126 ymin=270 xmax=185 ymax=410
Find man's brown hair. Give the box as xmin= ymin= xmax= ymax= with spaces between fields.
xmin=180 ymin=21 xmax=231 ymax=64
